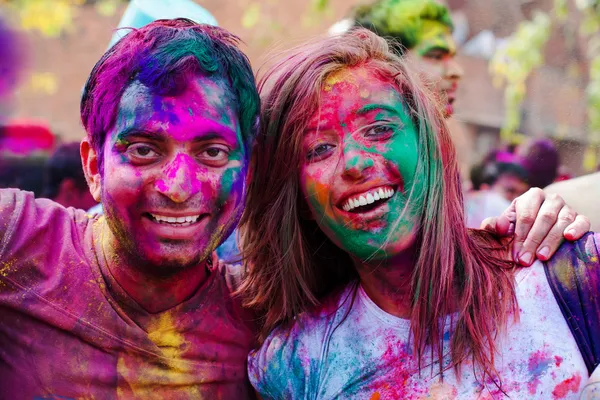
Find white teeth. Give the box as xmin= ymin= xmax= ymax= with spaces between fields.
xmin=342 ymin=187 xmax=396 ymax=212
xmin=150 ymin=214 xmax=200 ymax=224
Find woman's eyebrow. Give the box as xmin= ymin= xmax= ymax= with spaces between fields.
xmin=356 ymin=104 xmax=401 ymax=116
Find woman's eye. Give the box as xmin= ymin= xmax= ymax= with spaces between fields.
xmin=365 ymin=125 xmax=394 ymax=139
xmin=306 ymin=143 xmax=335 ymax=161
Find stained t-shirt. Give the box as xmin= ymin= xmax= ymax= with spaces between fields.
xmin=249 ymin=256 xmax=594 ymax=399
xmin=0 ymin=189 xmax=257 ymax=399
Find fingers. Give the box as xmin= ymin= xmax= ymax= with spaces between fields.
xmin=512 ymin=188 xmax=546 ymax=264
xmin=481 ymin=201 xmax=516 ymax=236
xmin=563 ymin=214 xmax=590 ymax=241
xmin=530 ymin=205 xmax=577 ymax=261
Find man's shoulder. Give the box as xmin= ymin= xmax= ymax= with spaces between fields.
xmin=545 ymin=173 xmax=600 ymax=231
xmin=0 ymin=189 xmax=96 ymax=292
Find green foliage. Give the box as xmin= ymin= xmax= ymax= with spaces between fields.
xmin=492 ymin=0 xmax=600 ymax=166
xmin=489 ymin=12 xmax=551 ymax=142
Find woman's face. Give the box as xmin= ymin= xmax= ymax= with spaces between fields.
xmin=300 ymin=65 xmax=427 ymax=260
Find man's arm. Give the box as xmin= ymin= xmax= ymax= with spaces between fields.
xmin=481 ymin=188 xmax=591 ymax=266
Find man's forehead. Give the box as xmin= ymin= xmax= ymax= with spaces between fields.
xmin=416 ymin=20 xmax=456 ymax=52
xmin=118 ymin=76 xmax=236 ymax=123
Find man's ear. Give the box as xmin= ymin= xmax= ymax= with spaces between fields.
xmin=81 ymin=138 xmax=101 ymax=202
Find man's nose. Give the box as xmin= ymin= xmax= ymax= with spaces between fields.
xmin=155 ymin=154 xmax=201 ymax=203
xmin=446 ymin=57 xmax=463 ymax=81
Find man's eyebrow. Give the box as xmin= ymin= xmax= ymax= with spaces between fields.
xmin=356 ymin=104 xmax=403 ymax=116
xmin=422 ymin=44 xmax=451 ymax=54
xmin=116 ymin=129 xmax=167 ymax=142
xmin=115 ymin=127 xmax=238 ymax=145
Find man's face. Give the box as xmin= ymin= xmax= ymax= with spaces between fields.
xmin=99 ymin=75 xmax=246 ymax=271
xmin=406 ymin=20 xmax=463 ymax=117
xmin=491 ymin=174 xmax=529 ymax=203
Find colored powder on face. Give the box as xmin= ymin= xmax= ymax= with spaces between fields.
xmin=301 ymin=67 xmax=427 ymax=260
xmin=324 ymin=69 xmax=358 ymax=92
xmin=413 ymin=20 xmax=456 ymax=57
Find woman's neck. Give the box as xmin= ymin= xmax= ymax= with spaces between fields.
xmin=355 ymin=246 xmax=418 ymax=319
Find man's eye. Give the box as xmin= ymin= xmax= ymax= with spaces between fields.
xmin=127 ymin=144 xmax=159 ymax=159
xmin=206 ymin=147 xmax=225 ymax=157
xmin=306 ymin=143 xmax=335 ymax=161
xmin=198 ymin=145 xmax=230 ymax=166
xmin=425 ymin=50 xmax=446 ymax=60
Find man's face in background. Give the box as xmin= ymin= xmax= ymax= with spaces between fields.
xmin=406 ymin=20 xmax=463 ymax=117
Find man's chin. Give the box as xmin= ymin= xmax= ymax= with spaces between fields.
xmin=444 ymin=102 xmax=454 ymax=118
xmin=134 ymin=245 xmax=211 ymax=276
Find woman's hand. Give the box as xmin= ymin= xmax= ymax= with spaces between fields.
xmin=481 ymin=188 xmax=591 ymax=266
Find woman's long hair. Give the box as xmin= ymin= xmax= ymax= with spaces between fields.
xmin=237 ymin=29 xmax=518 ymax=383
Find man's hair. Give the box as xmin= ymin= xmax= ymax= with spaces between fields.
xmin=80 ymin=18 xmax=260 ymax=172
xmin=42 ymin=142 xmax=87 ymax=199
xmin=351 ymin=0 xmax=453 ymax=55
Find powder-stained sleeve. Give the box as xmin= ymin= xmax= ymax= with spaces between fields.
xmin=0 ymin=189 xmax=31 ymax=260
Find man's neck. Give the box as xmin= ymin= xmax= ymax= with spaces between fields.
xmin=99 ymin=223 xmax=211 ymax=314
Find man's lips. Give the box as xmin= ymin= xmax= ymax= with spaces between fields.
xmin=141 ymin=212 xmax=210 ymax=240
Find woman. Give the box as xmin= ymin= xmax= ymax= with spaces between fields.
xmin=239 ymin=29 xmax=599 ymax=398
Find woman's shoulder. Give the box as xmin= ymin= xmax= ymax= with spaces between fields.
xmin=248 ymin=283 xmax=357 ymax=398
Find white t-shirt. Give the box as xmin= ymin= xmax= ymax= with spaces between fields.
xmin=249 ymin=261 xmax=588 ymax=399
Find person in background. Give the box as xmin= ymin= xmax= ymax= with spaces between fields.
xmin=42 ymin=142 xmax=98 ymax=210
xmin=464 ymin=158 xmax=530 ymax=228
xmin=483 ymin=161 xmax=530 ymax=203
xmin=331 ymin=0 xmax=463 ymax=118
xmin=517 ymin=138 xmax=559 ymax=189
xmin=0 ymin=153 xmax=48 ymax=196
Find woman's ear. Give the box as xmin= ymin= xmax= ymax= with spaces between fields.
xmin=80 ymin=138 xmax=102 ymax=202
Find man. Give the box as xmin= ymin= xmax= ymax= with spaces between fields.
xmin=0 ymin=18 xmax=590 ymax=398
xmin=0 ymin=20 xmax=259 ymax=398
xmin=332 ymin=0 xmax=462 ymax=117
xmin=42 ymin=142 xmax=98 ymax=210
xmin=482 ymin=160 xmax=530 ymax=203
